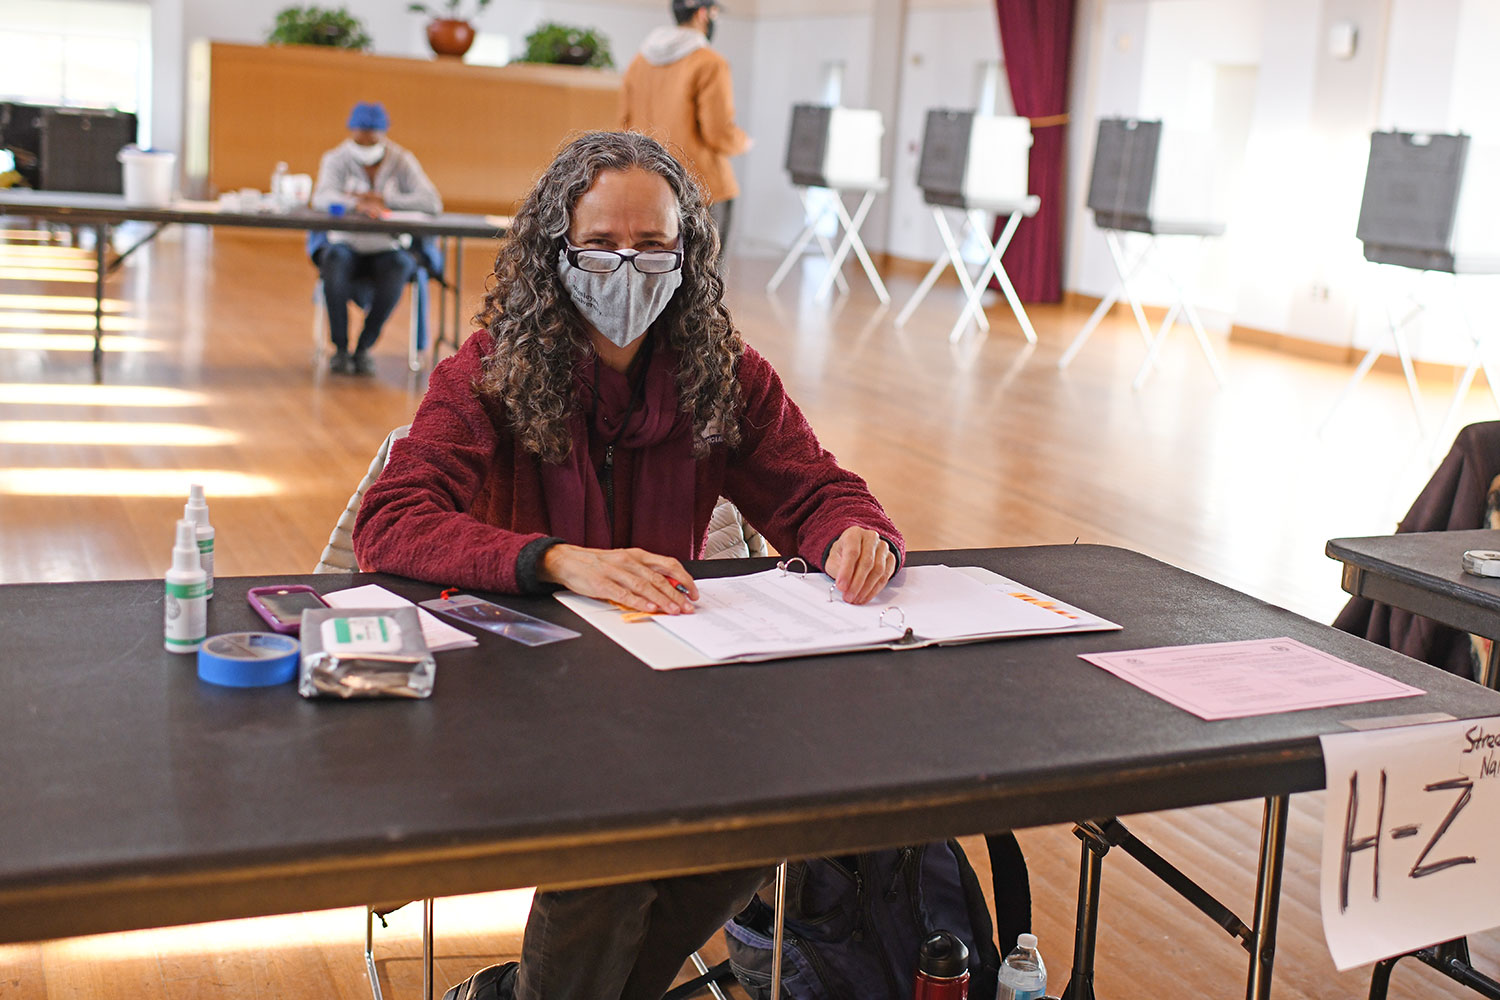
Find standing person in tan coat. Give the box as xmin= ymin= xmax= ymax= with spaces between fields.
xmin=620 ymin=0 xmax=752 ymax=256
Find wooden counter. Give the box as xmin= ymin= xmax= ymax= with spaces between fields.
xmin=185 ymin=42 xmax=621 ymax=215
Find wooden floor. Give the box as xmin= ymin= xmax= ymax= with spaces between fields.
xmin=2 ymin=221 xmax=1498 ymax=999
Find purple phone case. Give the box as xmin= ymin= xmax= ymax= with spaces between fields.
xmin=246 ymin=585 xmax=327 ymax=635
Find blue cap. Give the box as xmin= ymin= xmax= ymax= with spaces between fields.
xmin=347 ymin=101 xmax=390 ymax=132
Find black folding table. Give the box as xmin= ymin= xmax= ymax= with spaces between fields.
xmin=3 ymin=545 xmax=1496 ymax=999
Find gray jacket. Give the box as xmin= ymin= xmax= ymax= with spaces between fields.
xmin=311 ymin=138 xmax=443 ymax=254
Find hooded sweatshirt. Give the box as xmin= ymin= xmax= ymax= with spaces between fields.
xmin=620 ymin=25 xmax=750 ymax=203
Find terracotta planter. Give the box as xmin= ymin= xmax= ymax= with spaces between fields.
xmin=426 ymin=19 xmax=475 ymax=58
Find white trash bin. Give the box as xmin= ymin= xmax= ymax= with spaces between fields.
xmin=117 ymin=147 xmax=176 ymax=206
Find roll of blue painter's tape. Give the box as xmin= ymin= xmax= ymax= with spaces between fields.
xmin=197 ymin=632 xmax=299 ymax=688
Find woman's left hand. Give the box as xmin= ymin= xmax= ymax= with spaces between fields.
xmin=825 ymin=526 xmax=897 ymax=605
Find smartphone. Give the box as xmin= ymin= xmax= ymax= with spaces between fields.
xmin=247 ymin=585 xmax=330 ymax=635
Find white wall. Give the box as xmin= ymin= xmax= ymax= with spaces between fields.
xmin=882 ymin=4 xmax=1007 ymax=265
xmin=1068 ymin=0 xmax=1263 ymax=327
xmin=733 ymin=12 xmax=877 ymax=257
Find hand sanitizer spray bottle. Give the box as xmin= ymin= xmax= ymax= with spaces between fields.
xmin=165 ymin=519 xmax=208 ymax=654
xmin=184 ymin=483 xmax=214 ymax=599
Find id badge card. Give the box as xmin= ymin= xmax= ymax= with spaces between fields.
xmin=419 ymin=594 xmax=582 ymax=646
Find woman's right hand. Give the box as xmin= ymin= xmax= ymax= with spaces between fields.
xmin=538 ymin=544 xmax=697 ymax=614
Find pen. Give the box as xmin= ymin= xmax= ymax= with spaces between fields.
xmin=665 ymin=576 xmax=691 ymax=596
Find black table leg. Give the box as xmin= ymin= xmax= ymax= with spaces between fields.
xmin=1246 ymin=795 xmax=1288 ymax=1000
xmin=435 ymin=235 xmax=450 ymax=359
xmin=453 ymin=235 xmax=464 ymax=346
xmin=1064 ymin=822 xmax=1107 ymax=1000
xmin=93 ymin=223 xmax=107 ymax=380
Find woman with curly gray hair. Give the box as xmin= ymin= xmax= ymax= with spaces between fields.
xmin=356 ymin=130 xmax=900 ymax=614
xmin=355 ymin=131 xmax=903 ymax=998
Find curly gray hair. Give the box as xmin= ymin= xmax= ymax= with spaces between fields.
xmin=474 ymin=130 xmax=744 ymax=462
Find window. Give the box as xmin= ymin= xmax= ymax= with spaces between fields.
xmin=975 ymin=60 xmax=1015 ymax=118
xmin=820 ymin=61 xmax=845 ymax=106
xmin=0 ymin=1 xmax=152 ymax=144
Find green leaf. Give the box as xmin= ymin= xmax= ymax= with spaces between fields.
xmin=265 ymin=6 xmax=372 ymax=50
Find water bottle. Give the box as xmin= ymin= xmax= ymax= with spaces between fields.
xmin=913 ymin=930 xmax=969 ymax=1000
xmin=270 ymin=160 xmax=289 ymax=211
xmin=994 ymin=933 xmax=1045 ymax=1000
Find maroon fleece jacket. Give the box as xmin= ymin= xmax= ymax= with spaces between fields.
xmin=353 ymin=330 xmax=904 ymax=592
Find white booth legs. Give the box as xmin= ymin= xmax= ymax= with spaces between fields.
xmin=935 ymin=210 xmax=990 ymax=332
xmin=1132 ymin=239 xmax=1226 ymax=389
xmin=1058 ymin=230 xmax=1154 ymax=369
xmin=1320 ymin=267 xmax=1428 ymax=434
xmin=1430 ymin=273 xmax=1500 ymax=451
xmin=896 ymin=206 xmax=1038 ymax=345
xmin=1104 ymin=230 xmax=1158 ymax=349
xmin=952 ymin=209 xmax=1036 ymax=344
xmin=766 ymin=189 xmax=850 ymax=297
xmin=814 ymin=189 xmax=889 ymax=305
xmin=894 ymin=209 xmax=990 ymax=331
xmin=1061 ymin=230 xmax=1224 ymax=389
xmin=894 ymin=209 xmax=978 ymax=328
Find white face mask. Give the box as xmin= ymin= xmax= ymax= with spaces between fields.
xmin=347 ymin=140 xmax=385 ymax=166
xmin=558 ymin=249 xmax=683 ymax=348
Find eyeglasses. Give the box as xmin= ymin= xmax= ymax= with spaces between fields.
xmin=564 ymin=245 xmax=684 ymax=274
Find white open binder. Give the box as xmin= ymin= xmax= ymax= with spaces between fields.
xmin=556 ymin=563 xmax=1120 ymax=671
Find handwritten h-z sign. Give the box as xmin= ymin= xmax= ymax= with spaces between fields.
xmin=1320 ymin=717 xmax=1500 ymax=969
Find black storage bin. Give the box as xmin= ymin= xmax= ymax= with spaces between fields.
xmin=37 ymin=107 xmax=137 ymax=193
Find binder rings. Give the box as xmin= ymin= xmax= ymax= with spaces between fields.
xmin=557 ymin=563 xmax=1120 ymax=671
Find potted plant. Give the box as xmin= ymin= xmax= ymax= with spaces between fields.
xmin=518 ymin=23 xmax=614 ymax=69
xmin=266 ymin=6 xmax=373 ymax=50
xmin=407 ymin=0 xmax=492 ymax=58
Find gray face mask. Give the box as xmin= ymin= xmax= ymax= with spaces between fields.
xmin=557 ymin=249 xmax=683 ymax=348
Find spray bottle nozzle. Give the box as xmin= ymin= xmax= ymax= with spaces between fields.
xmin=172 ymin=519 xmax=201 ymax=574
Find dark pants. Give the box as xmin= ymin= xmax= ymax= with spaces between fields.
xmin=513 ymin=866 xmax=773 ymax=1000
xmin=709 ymin=199 xmax=734 ymax=263
xmin=316 ymin=243 xmax=416 ymax=353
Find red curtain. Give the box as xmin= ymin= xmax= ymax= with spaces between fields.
xmin=993 ymin=0 xmax=1076 ymax=303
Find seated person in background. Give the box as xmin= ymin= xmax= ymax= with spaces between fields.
xmin=311 ymin=100 xmax=442 ymax=376
xmin=353 ymin=130 xmax=902 ymax=1000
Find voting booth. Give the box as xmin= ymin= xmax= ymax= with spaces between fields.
xmin=1326 ymin=131 xmax=1500 ymax=440
xmin=1060 ymin=118 xmax=1228 ymax=389
xmin=767 ymin=104 xmax=890 ymax=305
xmin=784 ymin=104 xmax=885 ymax=190
xmin=895 ymin=109 xmax=1041 ymax=343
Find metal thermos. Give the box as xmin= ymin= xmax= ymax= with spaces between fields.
xmin=913 ymin=930 xmax=970 ymax=1000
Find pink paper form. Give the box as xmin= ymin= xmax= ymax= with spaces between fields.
xmin=1078 ymin=637 xmax=1425 ymax=720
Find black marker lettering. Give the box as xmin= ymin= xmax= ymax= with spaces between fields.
xmin=1339 ymin=769 xmax=1386 ymax=913
xmin=1409 ymin=776 xmax=1477 ymax=879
